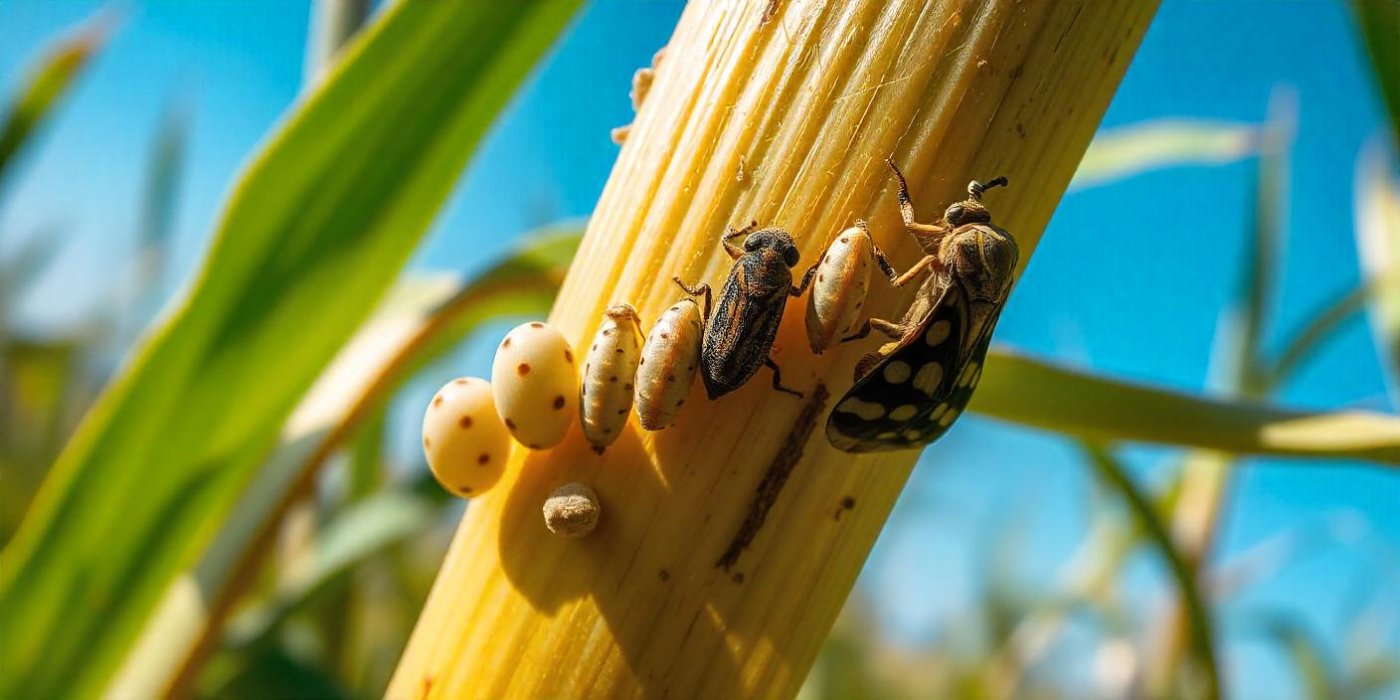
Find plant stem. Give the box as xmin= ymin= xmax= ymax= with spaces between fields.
xmin=389 ymin=1 xmax=1159 ymax=697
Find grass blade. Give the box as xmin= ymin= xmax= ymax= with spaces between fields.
xmin=108 ymin=229 xmax=577 ymax=697
xmin=0 ymin=2 xmax=580 ymax=697
xmin=1355 ymin=143 xmax=1400 ymax=400
xmin=1081 ymin=445 xmax=1221 ymax=700
xmin=972 ymin=349 xmax=1400 ymax=465
xmin=1354 ymin=0 xmax=1400 ymax=146
xmin=1070 ymin=119 xmax=1259 ymax=190
xmin=0 ymin=13 xmax=109 ymax=195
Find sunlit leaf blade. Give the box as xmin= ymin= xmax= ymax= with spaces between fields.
xmin=1070 ymin=120 xmax=1259 ymax=190
xmin=0 ymin=2 xmax=581 ymax=697
xmin=0 ymin=14 xmax=109 ymax=193
xmin=108 ymin=229 xmax=578 ymax=697
xmin=1080 ymin=445 xmax=1220 ymax=700
xmin=971 ymin=349 xmax=1400 ymax=465
xmin=1355 ymin=143 xmax=1400 ymax=401
xmin=1354 ymin=0 xmax=1400 ymax=147
xmin=1233 ymin=95 xmax=1292 ymax=395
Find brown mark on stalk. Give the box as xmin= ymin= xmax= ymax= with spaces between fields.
xmin=833 ymin=496 xmax=856 ymax=521
xmin=716 ymin=382 xmax=830 ymax=571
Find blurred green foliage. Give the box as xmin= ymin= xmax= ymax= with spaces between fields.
xmin=0 ymin=4 xmax=1397 ymax=699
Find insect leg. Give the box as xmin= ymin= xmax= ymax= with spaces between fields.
xmin=841 ymin=317 xmax=904 ymax=343
xmin=722 ymin=220 xmax=759 ymax=259
xmin=763 ymin=357 xmax=804 ymax=398
xmin=854 ymin=220 xmax=899 ymax=284
xmin=893 ymin=254 xmax=941 ymax=287
xmin=672 ymin=277 xmax=713 ymax=321
xmin=793 ymin=260 xmax=818 ymax=296
xmin=885 ymin=158 xmax=944 ymax=235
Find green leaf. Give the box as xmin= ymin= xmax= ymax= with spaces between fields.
xmin=1071 ymin=120 xmax=1259 ymax=190
xmin=0 ymin=13 xmax=110 ymax=194
xmin=1354 ymin=0 xmax=1400 ymax=147
xmin=971 ymin=349 xmax=1400 ymax=465
xmin=1240 ymin=611 xmax=1343 ymax=699
xmin=0 ymin=2 xmax=581 ymax=697
xmin=1080 ymin=445 xmax=1220 ymax=700
xmin=107 ymin=229 xmax=578 ymax=698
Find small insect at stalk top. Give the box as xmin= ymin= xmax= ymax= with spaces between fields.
xmin=675 ymin=222 xmax=808 ymax=400
xmin=827 ymin=160 xmax=1018 ymax=453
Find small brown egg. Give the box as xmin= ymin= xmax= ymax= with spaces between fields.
xmin=422 ymin=377 xmax=511 ymax=497
xmin=491 ymin=321 xmax=579 ymax=449
xmin=543 ymin=482 xmax=601 ymax=537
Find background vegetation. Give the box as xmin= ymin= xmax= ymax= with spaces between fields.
xmin=1 ymin=1 xmax=1397 ymax=697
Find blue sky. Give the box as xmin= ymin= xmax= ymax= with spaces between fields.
xmin=2 ymin=0 xmax=1397 ymax=695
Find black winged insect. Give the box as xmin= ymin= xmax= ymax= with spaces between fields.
xmin=827 ymin=159 xmax=1018 ymax=453
xmin=675 ymin=223 xmax=808 ymax=400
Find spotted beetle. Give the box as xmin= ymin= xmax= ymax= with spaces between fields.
xmin=675 ymin=222 xmax=808 ymax=400
xmin=826 ymin=159 xmax=1017 ymax=453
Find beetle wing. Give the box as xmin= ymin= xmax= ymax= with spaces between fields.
xmin=701 ymin=261 xmax=788 ymax=397
xmin=827 ymin=280 xmax=1003 ymax=453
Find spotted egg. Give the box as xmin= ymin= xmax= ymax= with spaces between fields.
xmin=422 ymin=377 xmax=511 ymax=497
xmin=805 ymin=224 xmax=876 ymax=354
xmin=634 ymin=297 xmax=703 ymax=430
xmin=580 ymin=303 xmax=644 ymax=453
xmin=491 ymin=321 xmax=579 ymax=449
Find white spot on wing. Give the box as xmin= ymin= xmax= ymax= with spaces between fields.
xmin=938 ymin=408 xmax=960 ymax=427
xmin=882 ymin=361 xmax=911 ymax=384
xmin=888 ymin=404 xmax=917 ymax=421
xmin=836 ymin=397 xmax=887 ymax=420
xmin=913 ymin=362 xmax=944 ymax=396
xmin=875 ymin=431 xmax=898 ymax=440
xmin=925 ymin=320 xmax=951 ymax=346
xmin=931 ymin=403 xmax=949 ymax=420
xmin=958 ymin=361 xmax=980 ymax=387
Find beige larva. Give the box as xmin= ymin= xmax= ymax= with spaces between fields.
xmin=580 ymin=304 xmax=644 ymax=453
xmin=804 ymin=223 xmax=887 ymax=354
xmin=634 ymin=297 xmax=702 ymax=430
xmin=491 ymin=322 xmax=579 ymax=449
xmin=422 ymin=377 xmax=511 ymax=497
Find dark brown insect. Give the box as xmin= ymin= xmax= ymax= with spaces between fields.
xmin=827 ymin=159 xmax=1017 ymax=453
xmin=675 ymin=222 xmax=808 ymax=400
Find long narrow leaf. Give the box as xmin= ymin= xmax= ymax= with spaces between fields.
xmin=1070 ymin=120 xmax=1259 ymax=190
xmin=0 ymin=14 xmax=109 ymax=194
xmin=0 ymin=2 xmax=581 ymax=697
xmin=971 ymin=349 xmax=1400 ymax=465
xmin=1355 ymin=143 xmax=1400 ymax=401
xmin=109 ymin=230 xmax=578 ymax=697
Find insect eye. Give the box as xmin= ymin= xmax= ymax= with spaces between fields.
xmin=783 ymin=245 xmax=800 ymax=267
xmin=945 ymin=205 xmax=966 ymax=224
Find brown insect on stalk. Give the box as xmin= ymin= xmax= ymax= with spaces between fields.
xmin=675 ymin=222 xmax=808 ymax=400
xmin=826 ymin=159 xmax=1017 ymax=453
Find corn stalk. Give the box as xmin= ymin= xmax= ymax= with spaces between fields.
xmin=389 ymin=1 xmax=1158 ymax=697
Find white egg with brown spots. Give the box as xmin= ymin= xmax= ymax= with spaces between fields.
xmin=635 ymin=298 xmax=702 ymax=430
xmin=422 ymin=377 xmax=511 ymax=497
xmin=805 ymin=224 xmax=885 ymax=354
xmin=491 ymin=322 xmax=579 ymax=449
xmin=581 ymin=304 xmax=643 ymax=453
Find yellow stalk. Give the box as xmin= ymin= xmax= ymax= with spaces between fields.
xmin=389 ymin=1 xmax=1158 ymax=697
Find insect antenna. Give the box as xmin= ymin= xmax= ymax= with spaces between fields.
xmin=968 ymin=176 xmax=1009 ymax=200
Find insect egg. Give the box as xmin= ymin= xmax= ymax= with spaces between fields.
xmin=634 ymin=297 xmax=703 ymax=430
xmin=491 ymin=322 xmax=579 ymax=449
xmin=580 ymin=303 xmax=644 ymax=453
xmin=803 ymin=221 xmax=894 ymax=354
xmin=543 ymin=482 xmax=601 ymax=537
xmin=422 ymin=377 xmax=511 ymax=497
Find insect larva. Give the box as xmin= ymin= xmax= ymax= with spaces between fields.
xmin=801 ymin=220 xmax=897 ymax=354
xmin=634 ymin=297 xmax=703 ymax=430
xmin=827 ymin=159 xmax=1017 ymax=452
xmin=580 ymin=303 xmax=644 ymax=453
